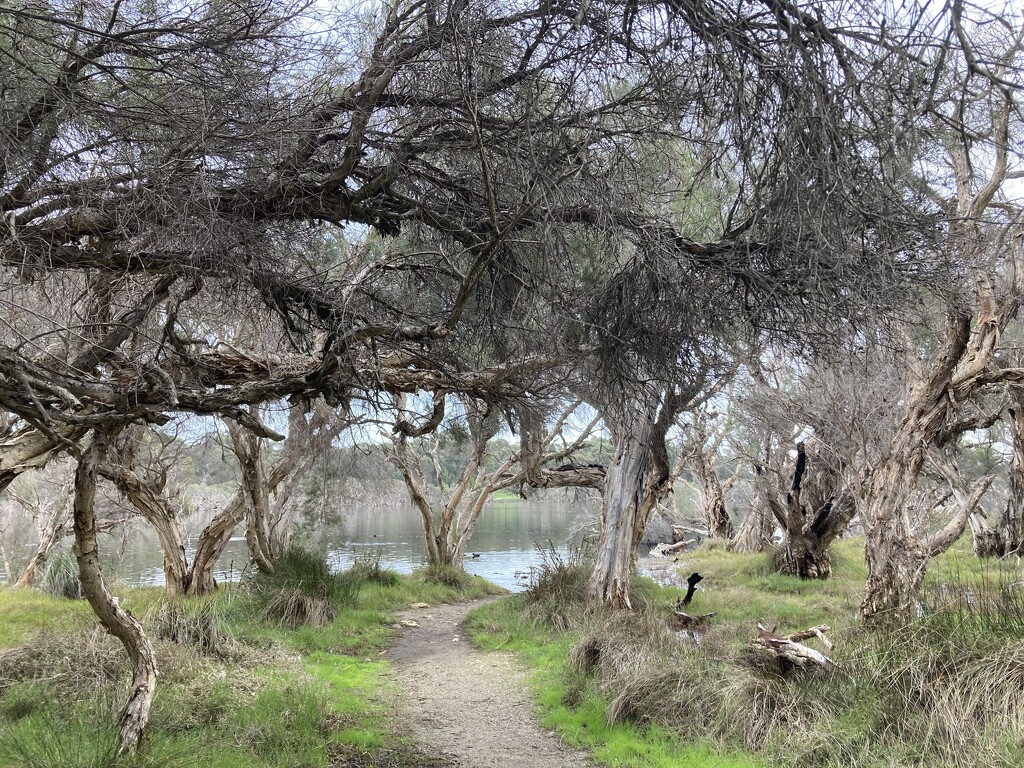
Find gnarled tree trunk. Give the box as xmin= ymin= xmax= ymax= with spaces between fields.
xmin=768 ymin=439 xmax=855 ymax=579
xmin=693 ymin=451 xmax=734 ymax=539
xmin=588 ymin=386 xmax=682 ymax=609
xmin=728 ymin=464 xmax=775 ymax=554
xmin=100 ymin=462 xmax=190 ymax=593
xmin=185 ymin=491 xmax=246 ymax=596
xmin=971 ymin=391 xmax=1024 ymax=557
xmin=14 ymin=509 xmax=70 ymax=587
xmin=72 ymin=429 xmax=158 ymax=754
xmin=588 ymin=410 xmax=657 ymax=608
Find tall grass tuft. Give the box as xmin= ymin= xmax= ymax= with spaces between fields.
xmin=420 ymin=562 xmax=472 ymax=588
xmin=146 ymin=596 xmax=233 ymax=657
xmin=249 ymin=546 xmax=351 ymax=628
xmin=518 ymin=543 xmax=593 ymax=631
xmin=38 ymin=550 xmax=82 ymax=599
xmin=345 ymin=549 xmax=400 ymax=587
xmin=0 ymin=715 xmax=194 ymax=768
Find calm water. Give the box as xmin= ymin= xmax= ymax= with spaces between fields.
xmin=103 ymin=498 xmax=597 ymax=592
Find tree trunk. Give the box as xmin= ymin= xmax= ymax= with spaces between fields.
xmin=185 ymin=491 xmax=246 ymax=596
xmin=71 ymin=429 xmax=158 ymax=754
xmin=14 ymin=512 xmax=69 ymax=587
xmin=227 ymin=421 xmax=276 ymax=573
xmin=100 ymin=464 xmax=190 ymax=594
xmin=0 ymin=426 xmax=87 ymax=494
xmin=728 ymin=466 xmax=775 ymax=553
xmin=861 ymin=525 xmax=929 ymax=623
xmin=587 ymin=416 xmax=653 ymax=608
xmin=972 ymin=395 xmax=1024 ymax=557
xmin=694 ymin=453 xmax=734 ymax=539
xmin=587 ymin=384 xmax=678 ymax=609
xmin=860 ymin=436 xmax=991 ymax=624
xmin=769 ymin=440 xmax=856 ymax=579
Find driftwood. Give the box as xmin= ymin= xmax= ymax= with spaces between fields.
xmin=672 ymin=525 xmax=707 ymax=543
xmin=649 ymin=540 xmax=695 ymax=557
xmin=752 ymin=623 xmax=835 ymax=669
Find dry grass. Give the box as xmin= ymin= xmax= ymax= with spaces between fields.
xmin=145 ymin=595 xmax=237 ymax=657
xmin=547 ymin=546 xmax=1024 ymax=767
xmin=0 ymin=627 xmax=125 ymax=701
xmin=259 ymin=587 xmax=338 ymax=629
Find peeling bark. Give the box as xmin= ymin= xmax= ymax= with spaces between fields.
xmin=72 ymin=429 xmax=158 ymax=754
xmin=14 ymin=508 xmax=70 ymax=587
xmin=769 ymin=439 xmax=855 ymax=579
xmin=972 ymin=395 xmax=1024 ymax=557
xmin=186 ymin=491 xmax=246 ymax=596
xmin=100 ymin=460 xmax=190 ymax=594
xmin=588 ymin=411 xmax=655 ymax=608
xmin=729 ymin=464 xmax=775 ymax=554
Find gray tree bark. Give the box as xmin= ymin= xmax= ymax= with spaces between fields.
xmin=72 ymin=429 xmax=158 ymax=754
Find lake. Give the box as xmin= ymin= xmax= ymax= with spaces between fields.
xmin=102 ymin=498 xmax=598 ymax=592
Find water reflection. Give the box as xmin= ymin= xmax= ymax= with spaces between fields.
xmin=100 ymin=499 xmax=597 ymax=592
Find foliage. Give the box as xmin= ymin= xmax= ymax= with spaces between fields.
xmin=37 ymin=550 xmax=82 ymax=600
xmin=345 ymin=549 xmax=400 ymax=588
xmin=0 ymin=716 xmax=196 ymax=768
xmin=0 ymin=572 xmax=495 ymax=768
xmin=247 ymin=546 xmax=353 ymax=629
xmin=468 ymin=540 xmax=1024 ymax=768
xmin=419 ymin=563 xmax=474 ymax=589
xmin=145 ymin=595 xmax=235 ymax=657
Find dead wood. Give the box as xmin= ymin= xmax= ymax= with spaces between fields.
xmin=752 ymin=623 xmax=835 ymax=670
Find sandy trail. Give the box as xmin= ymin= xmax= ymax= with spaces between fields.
xmin=386 ymin=599 xmax=594 ymax=768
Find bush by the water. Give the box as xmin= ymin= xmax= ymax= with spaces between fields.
xmin=249 ymin=546 xmax=352 ymax=628
xmin=38 ymin=551 xmax=82 ymax=600
xmin=346 ymin=549 xmax=400 ymax=587
xmin=146 ymin=595 xmax=234 ymax=657
xmin=420 ymin=563 xmax=474 ymax=588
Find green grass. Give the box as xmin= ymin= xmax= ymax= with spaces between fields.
xmin=0 ymin=587 xmax=92 ymax=648
xmin=467 ymin=538 xmax=1024 ymax=768
xmin=0 ymin=559 xmax=501 ymax=768
xmin=467 ymin=598 xmax=761 ymax=768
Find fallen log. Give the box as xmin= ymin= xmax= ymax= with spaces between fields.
xmin=649 ymin=540 xmax=694 ymax=557
xmin=751 ymin=623 xmax=835 ymax=670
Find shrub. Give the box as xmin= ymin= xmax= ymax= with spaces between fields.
xmin=346 ymin=549 xmax=400 ymax=587
xmin=519 ymin=542 xmax=606 ymax=631
xmin=0 ymin=715 xmax=193 ymax=768
xmin=420 ymin=563 xmax=472 ymax=589
xmin=38 ymin=551 xmax=82 ymax=600
xmin=249 ymin=546 xmax=348 ymax=628
xmin=146 ymin=596 xmax=233 ymax=657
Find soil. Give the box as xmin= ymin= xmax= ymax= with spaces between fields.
xmin=385 ymin=599 xmax=594 ymax=768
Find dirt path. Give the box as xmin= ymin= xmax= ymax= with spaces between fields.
xmin=385 ymin=599 xmax=594 ymax=768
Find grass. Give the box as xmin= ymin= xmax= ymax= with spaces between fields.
xmin=0 ymin=552 xmax=502 ymax=768
xmin=467 ymin=537 xmax=1024 ymax=768
xmin=37 ymin=550 xmax=83 ymax=600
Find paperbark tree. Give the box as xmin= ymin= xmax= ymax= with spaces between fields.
xmin=8 ymin=472 xmax=73 ymax=587
xmin=764 ymin=439 xmax=856 ymax=579
xmin=587 ymin=382 xmax=704 ymax=608
xmin=680 ymin=409 xmax=737 ymax=540
xmin=389 ymin=394 xmax=602 ymax=568
xmin=225 ymin=399 xmax=350 ymax=573
xmin=99 ymin=427 xmax=191 ymax=593
xmin=71 ymin=428 xmax=158 ymax=754
xmin=859 ymin=24 xmax=1024 ymax=623
xmin=728 ymin=461 xmax=777 ymax=554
